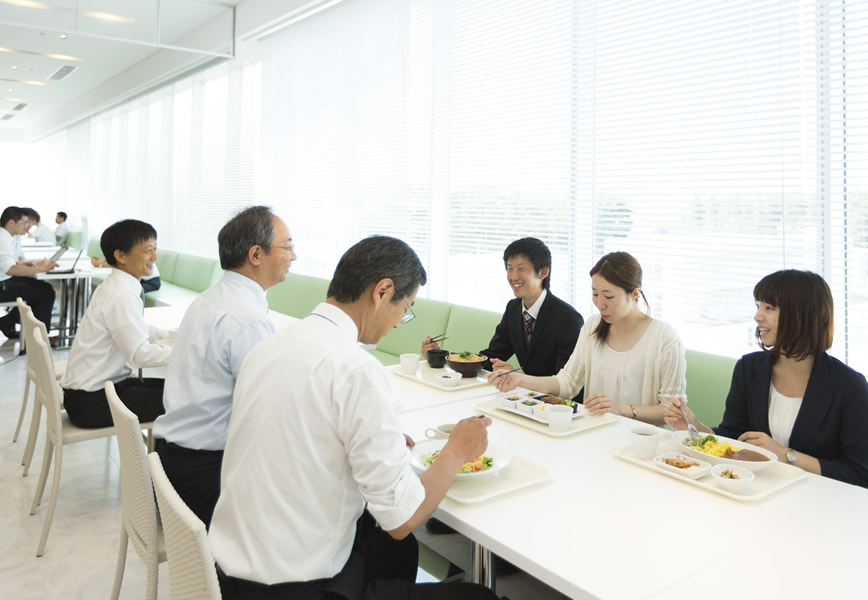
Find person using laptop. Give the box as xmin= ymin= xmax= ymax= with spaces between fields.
xmin=0 ymin=206 xmax=57 ymax=339
xmin=61 ymin=219 xmax=171 ymax=428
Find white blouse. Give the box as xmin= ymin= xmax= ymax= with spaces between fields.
xmin=768 ymin=382 xmax=803 ymax=447
xmin=587 ymin=328 xmax=651 ymax=405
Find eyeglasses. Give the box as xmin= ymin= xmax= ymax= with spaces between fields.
xmin=268 ymin=244 xmax=296 ymax=254
xmin=394 ymin=286 xmax=415 ymax=324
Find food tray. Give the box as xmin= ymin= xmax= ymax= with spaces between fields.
xmin=474 ymin=396 xmax=618 ymax=437
xmin=391 ymin=361 xmax=490 ymax=392
xmin=615 ymin=438 xmax=806 ymax=502
xmin=443 ymin=455 xmax=551 ymax=504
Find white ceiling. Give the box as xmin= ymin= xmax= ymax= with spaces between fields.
xmin=0 ymin=0 xmax=239 ymax=141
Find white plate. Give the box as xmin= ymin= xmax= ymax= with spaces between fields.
xmin=671 ymin=431 xmax=777 ymax=472
xmin=653 ymin=452 xmax=711 ymax=480
xmin=410 ymin=439 xmax=511 ymax=480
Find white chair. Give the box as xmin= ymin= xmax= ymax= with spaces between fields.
xmin=13 ymin=298 xmax=67 ymax=467
xmin=26 ymin=327 xmax=155 ymax=556
xmin=106 ymin=381 xmax=166 ymax=600
xmin=149 ymin=453 xmax=222 ymax=600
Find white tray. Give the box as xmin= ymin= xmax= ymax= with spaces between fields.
xmin=474 ymin=396 xmax=618 ymax=437
xmin=615 ymin=439 xmax=807 ymax=502
xmin=444 ymin=455 xmax=551 ymax=504
xmin=392 ymin=361 xmax=491 ymax=392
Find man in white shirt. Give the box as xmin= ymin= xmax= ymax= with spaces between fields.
xmin=153 ymin=206 xmax=295 ymax=527
xmin=0 ymin=206 xmax=57 ymax=339
xmin=61 ymin=219 xmax=171 ymax=428
xmin=210 ymin=236 xmax=497 ymax=600
xmin=54 ymin=211 xmax=69 ymax=245
xmin=27 ymin=210 xmax=57 ymax=244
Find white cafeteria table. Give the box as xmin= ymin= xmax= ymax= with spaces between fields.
xmin=390 ymin=364 xmax=868 ymax=599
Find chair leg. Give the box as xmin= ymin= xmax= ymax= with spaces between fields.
xmin=110 ymin=525 xmax=129 ymax=600
xmin=30 ymin=438 xmax=53 ymax=514
xmin=35 ymin=440 xmax=63 ymax=556
xmin=12 ymin=375 xmax=31 ymax=442
xmin=21 ymin=397 xmax=43 ymax=473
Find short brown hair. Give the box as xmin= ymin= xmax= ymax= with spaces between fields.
xmin=588 ymin=251 xmax=649 ymax=344
xmin=753 ymin=270 xmax=833 ymax=360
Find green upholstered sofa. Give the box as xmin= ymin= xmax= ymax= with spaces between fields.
xmin=683 ymin=349 xmax=737 ymax=428
xmin=65 ymin=231 xmax=83 ymax=249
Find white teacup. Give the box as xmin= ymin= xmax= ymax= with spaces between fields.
xmin=425 ymin=423 xmax=455 ymax=440
xmin=547 ymin=405 xmax=573 ymax=432
xmin=630 ymin=426 xmax=660 ymax=459
xmin=399 ymin=353 xmax=421 ymax=375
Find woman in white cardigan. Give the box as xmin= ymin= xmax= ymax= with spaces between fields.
xmin=489 ymin=251 xmax=686 ymax=425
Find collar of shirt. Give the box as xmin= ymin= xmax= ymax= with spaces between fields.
xmin=308 ymin=301 xmax=359 ymax=343
xmin=222 ymin=269 xmax=269 ymax=310
xmin=523 ymin=288 xmax=547 ymax=319
xmin=108 ymin=266 xmax=146 ymax=295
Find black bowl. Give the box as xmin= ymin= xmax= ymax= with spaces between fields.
xmin=426 ymin=349 xmax=450 ymax=368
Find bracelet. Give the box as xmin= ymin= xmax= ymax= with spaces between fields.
xmin=630 ymin=405 xmax=637 ymax=419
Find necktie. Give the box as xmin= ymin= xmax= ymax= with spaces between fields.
xmin=523 ymin=310 xmax=535 ymax=346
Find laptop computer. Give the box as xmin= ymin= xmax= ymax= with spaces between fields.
xmin=47 ymin=248 xmax=84 ymax=275
xmin=48 ymin=245 xmax=69 ymax=263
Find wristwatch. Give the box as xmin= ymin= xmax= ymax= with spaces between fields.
xmin=786 ymin=448 xmax=797 ymax=465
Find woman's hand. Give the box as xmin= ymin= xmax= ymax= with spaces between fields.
xmin=420 ymin=336 xmax=441 ymax=358
xmin=738 ymin=431 xmax=786 ymax=461
xmin=584 ymin=393 xmax=614 ymax=415
xmin=487 ymin=370 xmax=521 ymax=392
xmin=662 ymin=396 xmax=695 ymax=430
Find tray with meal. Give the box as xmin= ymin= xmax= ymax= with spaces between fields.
xmin=409 ymin=439 xmax=550 ymax=503
xmin=391 ymin=360 xmax=490 ymax=392
xmin=474 ymin=391 xmax=618 ymax=437
xmin=615 ymin=432 xmax=806 ymax=501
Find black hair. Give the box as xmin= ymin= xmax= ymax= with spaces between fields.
xmin=56 ymin=211 xmax=68 ymax=221
xmin=20 ymin=207 xmax=40 ymax=222
xmin=503 ymin=237 xmax=552 ymax=290
xmin=1 ymin=206 xmax=23 ymax=227
xmin=328 ymin=235 xmax=427 ymax=303
xmin=218 ymin=206 xmax=276 ymax=270
xmin=100 ymin=219 xmax=158 ymax=266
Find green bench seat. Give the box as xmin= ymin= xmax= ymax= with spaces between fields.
xmin=266 ymin=273 xmax=331 ymax=319
xmin=684 ymin=349 xmax=737 ymax=427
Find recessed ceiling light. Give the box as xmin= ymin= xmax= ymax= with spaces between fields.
xmin=0 ymin=1 xmax=135 ymax=24
xmin=0 ymin=77 xmax=49 ymax=87
xmin=0 ymin=97 xmax=26 ymax=103
xmin=11 ymin=65 xmax=18 ymax=70
xmin=0 ymin=47 xmax=84 ymax=62
xmin=59 ymin=34 xmax=67 ymax=39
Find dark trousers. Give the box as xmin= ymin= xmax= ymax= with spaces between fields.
xmin=63 ymin=377 xmax=165 ymax=428
xmin=218 ymin=510 xmax=498 ymax=600
xmin=155 ymin=438 xmax=223 ymax=528
xmin=0 ymin=276 xmax=56 ymax=331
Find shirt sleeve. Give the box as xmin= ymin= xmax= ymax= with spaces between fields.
xmin=336 ymin=361 xmax=425 ymax=531
xmin=225 ymin=315 xmax=277 ymax=378
xmin=0 ymin=234 xmax=15 ymax=275
xmin=556 ymin=319 xmax=591 ymax=399
xmin=103 ymin=290 xmax=172 ymax=368
xmin=656 ymin=322 xmax=687 ymax=403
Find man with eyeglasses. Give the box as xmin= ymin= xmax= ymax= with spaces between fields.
xmin=0 ymin=206 xmax=57 ymax=339
xmin=153 ymin=206 xmax=296 ymax=526
xmin=210 ymin=236 xmax=497 ymax=600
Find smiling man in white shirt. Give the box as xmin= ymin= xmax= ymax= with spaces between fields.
xmin=153 ymin=206 xmax=296 ymax=527
xmin=209 ymin=236 xmax=498 ymax=600
xmin=61 ymin=219 xmax=172 ymax=428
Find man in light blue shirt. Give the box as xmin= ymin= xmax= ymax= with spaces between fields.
xmin=153 ymin=206 xmax=296 ymax=526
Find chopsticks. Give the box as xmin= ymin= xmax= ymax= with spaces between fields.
xmin=493 ymin=367 xmax=524 ymax=378
xmin=430 ymin=333 xmax=449 ymax=343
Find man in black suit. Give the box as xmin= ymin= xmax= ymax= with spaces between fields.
xmin=423 ymin=237 xmax=583 ymax=377
xmin=421 ymin=238 xmax=583 ymax=545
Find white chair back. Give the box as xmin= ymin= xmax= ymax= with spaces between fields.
xmin=149 ymin=453 xmax=222 ymax=600
xmin=106 ymin=381 xmax=164 ymax=600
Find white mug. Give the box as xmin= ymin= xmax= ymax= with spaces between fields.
xmin=630 ymin=426 xmax=660 ymax=459
xmin=424 ymin=423 xmax=455 ymax=439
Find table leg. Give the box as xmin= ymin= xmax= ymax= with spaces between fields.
xmin=470 ymin=541 xmax=495 ymax=590
xmin=57 ymin=279 xmax=69 ymax=345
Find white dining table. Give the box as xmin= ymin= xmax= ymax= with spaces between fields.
xmin=391 ymin=364 xmax=868 ymax=599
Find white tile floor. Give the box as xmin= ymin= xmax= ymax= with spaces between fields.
xmin=0 ymin=338 xmax=567 ymax=600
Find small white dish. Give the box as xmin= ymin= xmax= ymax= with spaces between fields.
xmin=710 ymin=463 xmax=755 ymax=494
xmin=653 ymin=452 xmax=711 ymax=480
xmin=436 ymin=372 xmax=462 ymax=388
xmin=499 ymin=395 xmax=521 ymax=409
xmin=532 ymin=404 xmax=548 ymax=419
xmin=546 ymin=405 xmax=573 ymax=432
xmin=516 ymin=399 xmax=539 ymax=414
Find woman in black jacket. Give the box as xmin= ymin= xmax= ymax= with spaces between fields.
xmin=665 ymin=270 xmax=868 ymax=488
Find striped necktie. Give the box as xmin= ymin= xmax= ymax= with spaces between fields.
xmin=523 ymin=310 xmax=535 ymax=346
